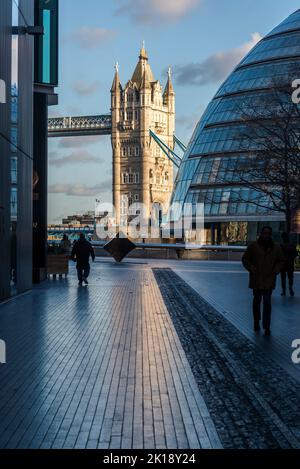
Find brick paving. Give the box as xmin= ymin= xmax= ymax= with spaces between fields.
xmin=153 ymin=268 xmax=300 ymax=449
xmin=0 ymin=262 xmax=221 ymax=449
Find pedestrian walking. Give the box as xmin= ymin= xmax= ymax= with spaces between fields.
xmin=59 ymin=234 xmax=71 ymax=254
xmin=242 ymin=226 xmax=285 ymax=336
xmin=71 ymin=233 xmax=95 ymax=286
xmin=280 ymin=232 xmax=298 ymax=297
xmin=58 ymin=234 xmax=71 ymax=278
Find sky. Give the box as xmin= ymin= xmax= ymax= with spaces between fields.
xmin=48 ymin=0 xmax=300 ymax=224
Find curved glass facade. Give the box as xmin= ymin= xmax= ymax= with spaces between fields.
xmin=172 ymin=10 xmax=300 ymax=243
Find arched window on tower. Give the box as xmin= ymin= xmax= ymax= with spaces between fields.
xmin=156 ymin=171 xmax=161 ymax=185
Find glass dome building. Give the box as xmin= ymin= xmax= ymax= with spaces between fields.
xmin=172 ymin=10 xmax=300 ymax=245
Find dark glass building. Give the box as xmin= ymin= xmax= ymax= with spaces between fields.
xmin=0 ymin=0 xmax=58 ymax=301
xmin=172 ymin=10 xmax=300 ymax=245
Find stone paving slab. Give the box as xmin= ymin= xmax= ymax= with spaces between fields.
xmin=0 ymin=262 xmax=221 ymax=449
xmin=153 ymin=268 xmax=300 ymax=449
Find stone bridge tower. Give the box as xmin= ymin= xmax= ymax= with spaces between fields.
xmin=111 ymin=46 xmax=175 ymax=229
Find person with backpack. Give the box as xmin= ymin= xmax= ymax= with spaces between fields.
xmin=280 ymin=232 xmax=298 ymax=297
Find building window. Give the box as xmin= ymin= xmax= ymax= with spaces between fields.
xmin=134 ymin=194 xmax=139 ymax=202
xmin=11 ymin=97 xmax=18 ymax=123
xmin=134 ymin=110 xmax=139 ymax=121
xmin=121 ymin=195 xmax=128 ymax=216
xmin=35 ymin=0 xmax=59 ymax=86
xmin=128 ymin=147 xmax=133 ymax=157
xmin=11 ymin=127 xmax=17 ymax=153
xmin=122 ymin=172 xmax=139 ymax=184
xmin=10 ymin=188 xmax=18 ymax=220
xmin=122 ymin=147 xmax=127 ymax=157
xmin=135 ymin=147 xmax=139 ymax=157
xmin=127 ymin=110 xmax=133 ymax=121
xmin=11 ymin=157 xmax=18 ymax=184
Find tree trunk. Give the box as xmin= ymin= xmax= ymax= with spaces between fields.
xmin=285 ymin=207 xmax=292 ymax=235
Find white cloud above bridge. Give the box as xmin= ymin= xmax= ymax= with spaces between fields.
xmin=49 ymin=150 xmax=103 ymax=168
xmin=115 ymin=0 xmax=201 ymax=24
xmin=72 ymin=80 xmax=101 ymax=96
xmin=49 ymin=182 xmax=111 ymax=197
xmin=173 ymin=32 xmax=262 ymax=86
xmin=71 ymin=27 xmax=117 ymax=48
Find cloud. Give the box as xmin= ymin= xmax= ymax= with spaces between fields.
xmin=48 ymin=108 xmax=64 ymax=118
xmin=58 ymin=136 xmax=101 ymax=149
xmin=115 ymin=0 xmax=200 ymax=24
xmin=72 ymin=80 xmax=100 ymax=96
xmin=49 ymin=181 xmax=112 ymax=197
xmin=49 ymin=150 xmax=103 ymax=167
xmin=71 ymin=27 xmax=117 ymax=49
xmin=173 ymin=32 xmax=262 ymax=86
xmin=177 ymin=110 xmax=203 ymax=131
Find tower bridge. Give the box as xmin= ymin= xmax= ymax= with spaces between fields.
xmin=48 ymin=46 xmax=185 ymax=225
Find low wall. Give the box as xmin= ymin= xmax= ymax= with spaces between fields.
xmin=94 ymin=246 xmax=245 ymax=262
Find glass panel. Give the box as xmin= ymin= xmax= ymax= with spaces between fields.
xmin=42 ymin=10 xmax=51 ymax=84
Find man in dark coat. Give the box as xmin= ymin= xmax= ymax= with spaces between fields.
xmin=280 ymin=232 xmax=298 ymax=297
xmin=71 ymin=234 xmax=95 ymax=286
xmin=242 ymin=226 xmax=285 ymax=336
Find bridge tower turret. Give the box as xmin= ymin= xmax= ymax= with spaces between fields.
xmin=111 ymin=46 xmax=175 ymax=233
xmin=111 ymin=62 xmax=122 ymax=226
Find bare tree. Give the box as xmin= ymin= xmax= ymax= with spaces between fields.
xmin=227 ymin=70 xmax=300 ymax=234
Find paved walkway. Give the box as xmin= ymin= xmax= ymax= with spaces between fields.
xmin=0 ymin=258 xmax=299 ymax=449
xmin=0 ymin=262 xmax=221 ymax=449
xmin=171 ymin=261 xmax=300 ymax=382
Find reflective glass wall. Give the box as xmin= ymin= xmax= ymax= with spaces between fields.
xmin=10 ymin=0 xmax=19 ymax=293
xmin=0 ymin=0 xmax=34 ymax=300
xmin=0 ymin=0 xmax=12 ymax=299
xmin=171 ymin=10 xmax=300 ymax=244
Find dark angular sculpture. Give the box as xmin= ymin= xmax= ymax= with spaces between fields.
xmin=104 ymin=233 xmax=136 ymax=262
